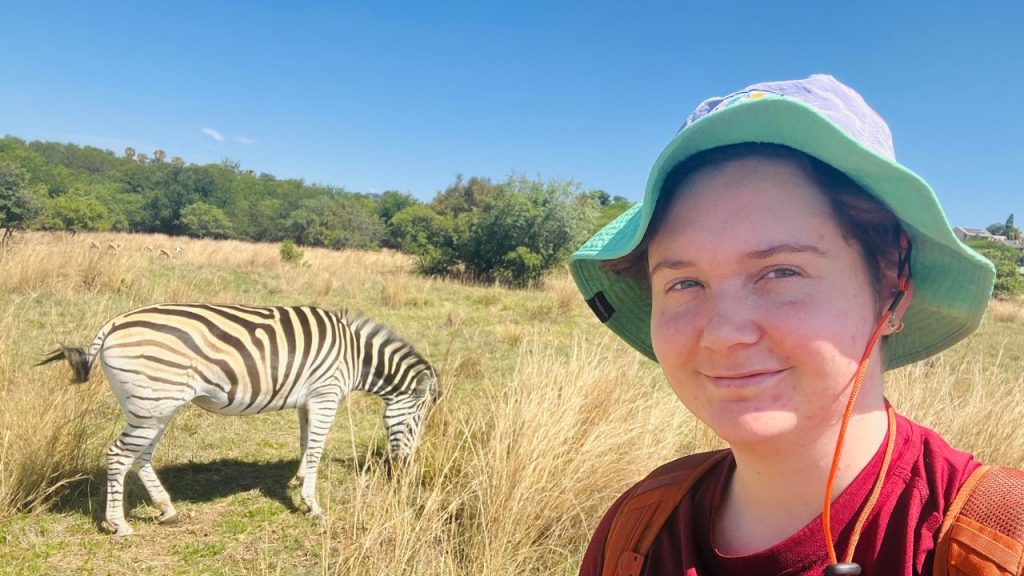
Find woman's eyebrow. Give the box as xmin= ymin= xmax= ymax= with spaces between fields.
xmin=649 ymin=244 xmax=827 ymax=275
xmin=746 ymin=243 xmax=827 ymax=260
xmin=649 ymin=258 xmax=695 ymax=276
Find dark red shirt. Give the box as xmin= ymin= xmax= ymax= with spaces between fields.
xmin=579 ymin=413 xmax=980 ymax=576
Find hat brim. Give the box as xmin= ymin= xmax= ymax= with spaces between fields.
xmin=570 ymin=96 xmax=995 ymax=370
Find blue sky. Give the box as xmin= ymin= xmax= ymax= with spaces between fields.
xmin=2 ymin=1 xmax=1021 ymax=228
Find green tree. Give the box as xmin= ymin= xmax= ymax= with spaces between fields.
xmin=376 ymin=190 xmax=421 ymax=248
xmin=46 ymin=189 xmax=114 ymax=231
xmin=1005 ymin=213 xmax=1020 ymax=241
xmin=178 ymin=201 xmax=234 ymax=238
xmin=0 ymin=161 xmax=43 ymax=239
xmin=966 ymin=238 xmax=1024 ymax=297
xmin=2 ymin=138 xmax=75 ymax=197
xmin=985 ymin=215 xmax=1021 ymax=241
xmin=284 ymin=195 xmax=385 ymax=250
xmin=389 ymin=204 xmax=457 ymax=274
xmin=449 ymin=174 xmax=599 ymax=287
xmin=431 ymin=175 xmax=499 ymax=217
xmin=582 ymin=189 xmax=611 ymax=206
xmin=249 ymin=198 xmax=286 ymax=241
xmin=143 ymin=164 xmax=219 ymax=233
xmin=986 ymin=223 xmax=1007 ymax=237
xmin=377 ymin=190 xmax=419 ymax=222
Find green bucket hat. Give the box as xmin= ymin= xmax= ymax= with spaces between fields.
xmin=569 ymin=74 xmax=995 ymax=371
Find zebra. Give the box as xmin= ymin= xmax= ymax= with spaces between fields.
xmin=37 ymin=303 xmax=441 ymax=536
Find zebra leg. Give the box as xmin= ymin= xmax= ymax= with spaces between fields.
xmin=298 ymin=391 xmax=342 ymax=518
xmin=288 ymin=405 xmax=310 ymax=489
xmin=104 ymin=423 xmax=168 ymax=535
xmin=135 ymin=429 xmax=177 ymax=524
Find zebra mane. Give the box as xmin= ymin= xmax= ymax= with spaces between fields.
xmin=337 ymin=309 xmax=434 ymax=374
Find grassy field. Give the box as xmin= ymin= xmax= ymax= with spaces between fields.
xmin=0 ymin=231 xmax=1021 ymax=575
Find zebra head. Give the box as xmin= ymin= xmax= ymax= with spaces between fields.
xmin=382 ymin=365 xmax=440 ymax=459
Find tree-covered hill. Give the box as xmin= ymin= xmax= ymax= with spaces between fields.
xmin=0 ymin=136 xmax=632 ymax=286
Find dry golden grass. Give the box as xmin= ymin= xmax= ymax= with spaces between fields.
xmin=0 ymin=345 xmax=117 ymax=516
xmin=1 ymin=230 xmax=1022 ymax=575
xmin=988 ymin=296 xmax=1024 ymax=324
xmin=888 ymin=300 xmax=1024 ymax=468
xmin=317 ymin=336 xmax=709 ymax=576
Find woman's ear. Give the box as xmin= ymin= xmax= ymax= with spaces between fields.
xmin=881 ymin=279 xmax=914 ymax=335
xmin=880 ymin=231 xmax=914 ymax=336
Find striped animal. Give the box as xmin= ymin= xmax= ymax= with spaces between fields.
xmin=38 ymin=304 xmax=440 ymax=535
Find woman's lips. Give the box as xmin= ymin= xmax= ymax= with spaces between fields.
xmin=704 ymin=368 xmax=789 ymax=389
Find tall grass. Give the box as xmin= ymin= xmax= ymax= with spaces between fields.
xmin=318 ymin=336 xmax=710 ymax=575
xmin=1 ymin=231 xmax=1021 ymax=575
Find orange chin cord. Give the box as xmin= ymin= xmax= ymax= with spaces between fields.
xmin=822 ymin=235 xmax=912 ymax=575
xmin=821 ymin=309 xmax=893 ymax=566
xmin=844 ymin=405 xmax=896 ymax=563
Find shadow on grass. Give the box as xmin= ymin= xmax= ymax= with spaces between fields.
xmin=50 ymin=446 xmax=401 ymax=530
xmin=52 ymin=459 xmax=299 ymax=527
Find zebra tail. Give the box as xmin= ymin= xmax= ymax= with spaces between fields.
xmin=37 ymin=345 xmax=94 ymax=383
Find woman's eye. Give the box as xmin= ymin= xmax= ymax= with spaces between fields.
xmin=764 ymin=267 xmax=798 ymax=280
xmin=669 ymin=279 xmax=702 ymax=291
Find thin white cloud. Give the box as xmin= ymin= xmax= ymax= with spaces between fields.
xmin=201 ymin=127 xmax=224 ymax=141
xmin=235 ymin=134 xmax=256 ymax=145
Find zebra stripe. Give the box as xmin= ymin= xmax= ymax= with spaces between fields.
xmin=38 ymin=303 xmax=439 ymax=536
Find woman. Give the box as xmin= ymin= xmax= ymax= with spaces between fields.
xmin=569 ymin=75 xmax=1020 ymax=575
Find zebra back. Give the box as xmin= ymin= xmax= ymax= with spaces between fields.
xmin=98 ymin=304 xmax=349 ymax=414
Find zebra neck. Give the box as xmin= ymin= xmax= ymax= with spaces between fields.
xmin=344 ymin=316 xmax=422 ymax=398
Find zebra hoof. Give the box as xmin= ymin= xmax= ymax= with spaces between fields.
xmin=102 ymin=520 xmax=134 ymax=536
xmin=157 ymin=512 xmax=179 ymax=525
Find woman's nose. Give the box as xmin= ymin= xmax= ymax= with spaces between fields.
xmin=698 ymin=287 xmax=762 ymax=352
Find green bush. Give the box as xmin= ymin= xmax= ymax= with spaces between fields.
xmin=495 ymin=246 xmax=545 ymax=287
xmin=389 ymin=204 xmax=457 ymax=275
xmin=179 ymin=201 xmax=234 ymax=238
xmin=377 ymin=190 xmax=421 ymax=249
xmin=966 ymin=238 xmax=1024 ymax=297
xmin=0 ymin=160 xmax=43 ymax=231
xmin=280 ymin=239 xmax=304 ymax=264
xmin=460 ymin=175 xmax=599 ymax=287
xmin=284 ymin=196 xmax=385 ymax=250
xmin=400 ymin=174 xmax=600 ymax=287
xmin=44 ymin=187 xmax=123 ymax=231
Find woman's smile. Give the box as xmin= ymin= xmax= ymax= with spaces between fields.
xmin=702 ymin=368 xmax=790 ymax=391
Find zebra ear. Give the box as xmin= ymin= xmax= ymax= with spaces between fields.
xmin=417 ymin=370 xmax=442 ymax=401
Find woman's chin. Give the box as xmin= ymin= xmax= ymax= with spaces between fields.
xmin=706 ymin=409 xmax=801 ymax=447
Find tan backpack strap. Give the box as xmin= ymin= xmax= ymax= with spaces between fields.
xmin=601 ymin=449 xmax=730 ymax=576
xmin=934 ymin=465 xmax=1024 ymax=576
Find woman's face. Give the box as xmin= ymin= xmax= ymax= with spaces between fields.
xmin=647 ymin=156 xmax=888 ymax=449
